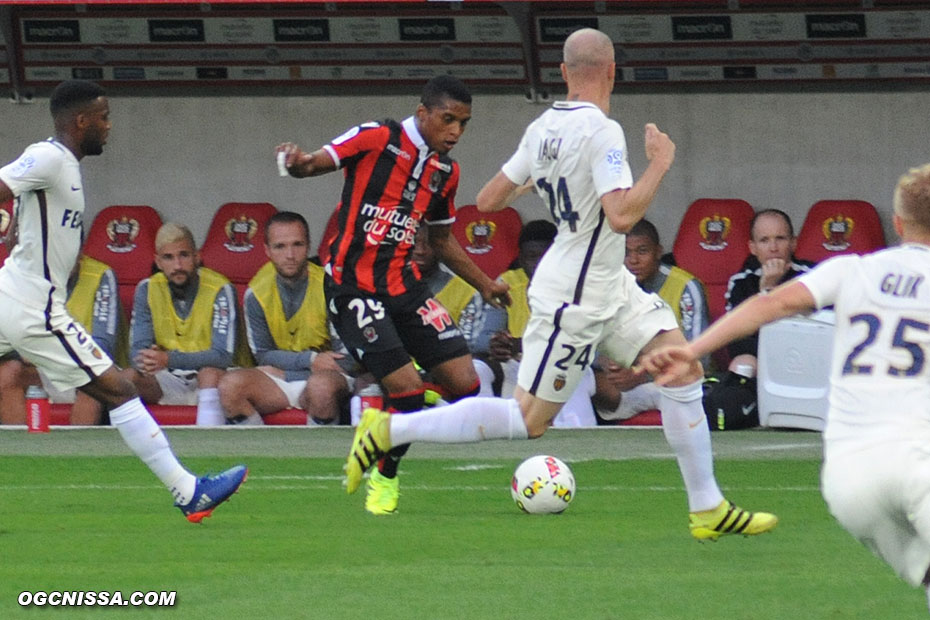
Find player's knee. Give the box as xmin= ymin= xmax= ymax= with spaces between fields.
xmin=448 ymin=376 xmax=481 ymax=401
xmin=524 ymin=418 xmax=549 ymax=439
xmin=302 ymin=372 xmax=349 ymax=414
xmin=89 ymin=367 xmax=140 ymax=408
xmin=0 ymin=360 xmax=25 ymax=390
xmin=387 ymin=387 xmax=426 ymax=413
xmin=217 ymin=370 xmax=246 ymax=406
xmin=197 ymin=366 xmax=225 ymax=388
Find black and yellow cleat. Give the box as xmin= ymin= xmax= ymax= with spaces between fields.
xmin=345 ymin=408 xmax=392 ymax=494
xmin=689 ymin=500 xmax=778 ymax=541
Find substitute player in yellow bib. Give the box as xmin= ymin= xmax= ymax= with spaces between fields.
xmin=218 ymin=211 xmax=354 ymax=426
xmin=126 ymin=222 xmax=237 ymax=426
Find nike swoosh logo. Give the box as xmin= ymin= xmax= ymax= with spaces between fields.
xmin=688 ymin=417 xmax=704 ymax=429
xmin=71 ymin=185 xmax=81 ymax=191
xmin=741 ymin=403 xmax=757 ymax=415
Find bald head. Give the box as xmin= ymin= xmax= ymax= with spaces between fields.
xmin=563 ymin=28 xmax=615 ymax=75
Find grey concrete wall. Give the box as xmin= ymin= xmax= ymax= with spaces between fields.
xmin=1 ymin=88 xmax=924 ymax=250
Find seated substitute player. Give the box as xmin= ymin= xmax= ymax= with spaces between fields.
xmin=594 ymin=218 xmax=710 ymax=421
xmin=0 ymin=253 xmax=125 ymax=425
xmin=408 ymin=223 xmax=593 ymax=420
xmin=0 ymin=79 xmax=244 ymax=521
xmin=276 ymin=75 xmax=510 ymax=516
xmin=723 ymin=208 xmax=813 ymax=376
xmin=465 ymin=219 xmax=598 ymax=427
xmin=345 ymin=28 xmax=776 ymax=540
xmin=126 ymin=222 xmax=237 ymax=426
xmin=218 ymin=211 xmax=355 ymax=425
xmin=640 ymin=162 xmax=930 ymax=610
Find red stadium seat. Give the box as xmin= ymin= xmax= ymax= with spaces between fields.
xmin=83 ymin=205 xmax=163 ymax=319
xmin=619 ymin=410 xmax=661 ymax=426
xmin=452 ymin=204 xmax=522 ymax=280
xmin=794 ymin=199 xmax=885 ymax=263
xmin=50 ymin=402 xmax=310 ymax=426
xmin=672 ymin=199 xmax=755 ymax=323
xmin=199 ymin=202 xmax=278 ymax=304
xmin=0 ymin=200 xmax=13 ymax=266
xmin=316 ymin=207 xmax=340 ymax=266
xmin=264 ymin=409 xmax=308 ymax=425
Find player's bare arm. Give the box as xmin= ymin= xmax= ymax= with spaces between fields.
xmin=601 ymin=123 xmax=675 ymax=234
xmin=476 ymin=172 xmax=533 ymax=213
xmin=0 ymin=180 xmax=16 ymax=250
xmin=429 ymin=224 xmax=511 ymax=308
xmin=274 ymin=143 xmax=337 ymax=178
xmin=0 ymin=179 xmax=13 ymax=205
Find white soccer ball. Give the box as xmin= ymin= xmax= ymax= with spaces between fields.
xmin=511 ymin=455 xmax=575 ymax=514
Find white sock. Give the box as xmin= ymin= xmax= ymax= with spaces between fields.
xmin=658 ymin=381 xmax=724 ymax=512
xmin=391 ymin=397 xmax=528 ymax=444
xmin=109 ymin=397 xmax=196 ymax=505
xmin=473 ymin=359 xmax=496 ymax=396
xmin=196 ymin=388 xmax=225 ymax=426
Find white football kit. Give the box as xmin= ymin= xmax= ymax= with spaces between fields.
xmin=0 ymin=139 xmax=112 ymax=390
xmin=800 ymin=244 xmax=930 ymax=586
xmin=501 ymin=101 xmax=677 ymax=403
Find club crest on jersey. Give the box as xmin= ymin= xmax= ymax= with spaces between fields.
xmin=553 ymin=373 xmax=567 ymax=392
xmin=464 ymin=219 xmax=497 ymax=255
xmin=105 ymin=216 xmax=140 ymax=253
xmin=821 ymin=214 xmax=854 ymax=252
xmin=698 ymin=215 xmax=731 ymax=251
xmin=363 ymin=325 xmax=378 ymax=343
xmin=428 ymin=170 xmax=443 ymax=193
xmin=417 ymin=298 xmax=453 ymax=332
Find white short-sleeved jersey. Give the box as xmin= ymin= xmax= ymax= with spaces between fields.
xmin=799 ymin=244 xmax=930 ymax=443
xmin=0 ymin=139 xmax=85 ymax=308
xmin=501 ymin=101 xmax=635 ymax=319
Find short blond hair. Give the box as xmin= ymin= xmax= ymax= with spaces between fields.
xmin=155 ymin=222 xmax=196 ymax=252
xmin=894 ymin=163 xmax=930 ymax=230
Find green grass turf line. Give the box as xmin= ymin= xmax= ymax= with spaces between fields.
xmin=0 ymin=456 xmax=921 ymax=619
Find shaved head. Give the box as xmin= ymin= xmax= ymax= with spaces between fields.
xmin=563 ymin=28 xmax=615 ymax=74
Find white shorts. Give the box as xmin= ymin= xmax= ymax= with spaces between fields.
xmin=518 ymin=286 xmax=677 ymax=403
xmin=550 ymin=366 xmax=597 ymax=428
xmin=154 ymin=368 xmax=200 ymax=406
xmin=38 ymin=370 xmax=76 ymax=403
xmin=258 ymin=368 xmax=307 ymax=409
xmin=0 ymin=291 xmax=112 ymax=391
xmin=822 ymin=439 xmax=930 ymax=587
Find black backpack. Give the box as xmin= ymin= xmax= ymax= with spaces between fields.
xmin=702 ymin=371 xmax=759 ymax=431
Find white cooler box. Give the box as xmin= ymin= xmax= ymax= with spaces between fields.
xmin=757 ymin=311 xmax=835 ymax=431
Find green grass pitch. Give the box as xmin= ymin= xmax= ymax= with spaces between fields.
xmin=0 ymin=427 xmax=922 ymax=619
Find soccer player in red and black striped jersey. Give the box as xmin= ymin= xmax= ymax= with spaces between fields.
xmin=276 ymin=76 xmax=510 ymax=515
